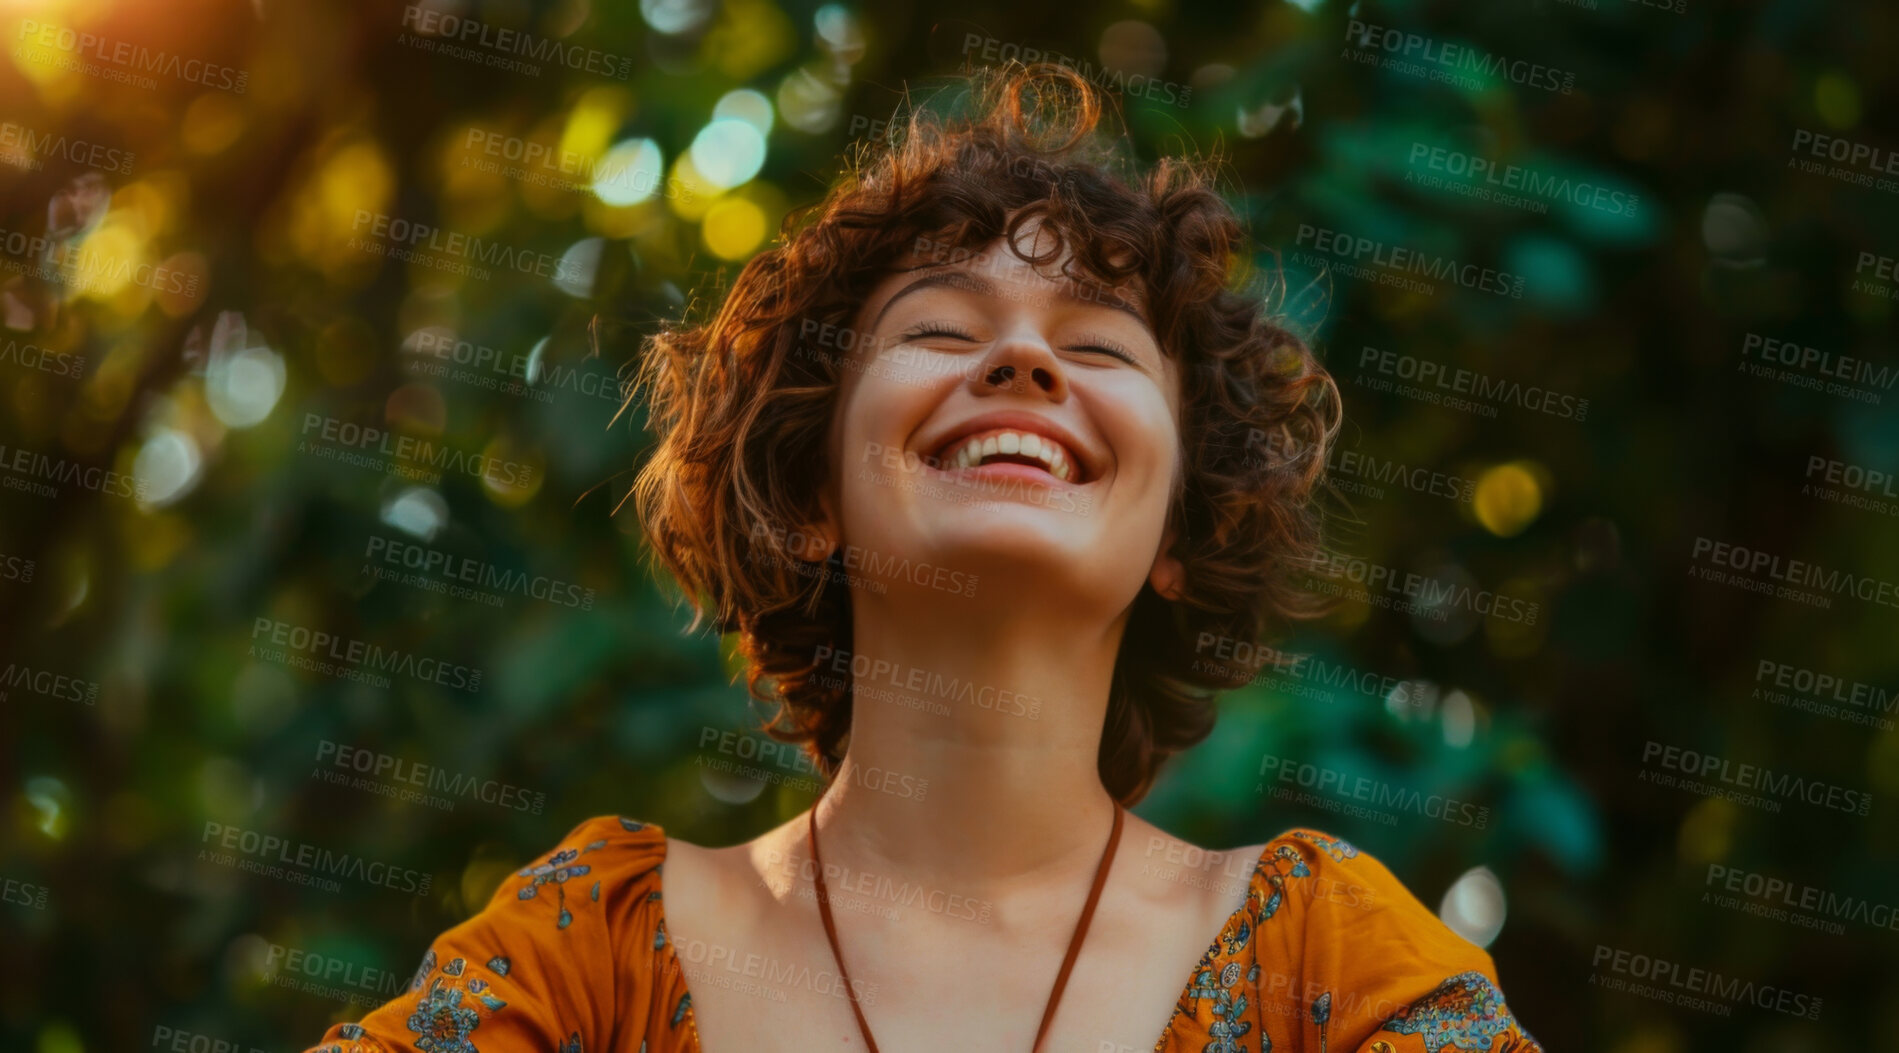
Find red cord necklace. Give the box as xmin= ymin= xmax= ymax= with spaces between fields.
xmin=805 ymin=801 xmax=1126 ymax=1053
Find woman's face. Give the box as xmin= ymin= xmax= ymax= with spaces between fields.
xmin=818 ymin=224 xmax=1185 ymax=616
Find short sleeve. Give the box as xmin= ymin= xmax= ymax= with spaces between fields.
xmin=1256 ymin=829 xmax=1543 ymax=1053
xmin=301 ymin=815 xmax=690 ymax=1053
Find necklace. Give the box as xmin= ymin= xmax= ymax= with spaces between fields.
xmin=805 ymin=800 xmax=1126 ymax=1053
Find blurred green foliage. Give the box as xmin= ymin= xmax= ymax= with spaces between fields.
xmin=2 ymin=0 xmax=1897 ymax=1048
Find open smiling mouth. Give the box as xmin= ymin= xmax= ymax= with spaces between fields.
xmin=930 ymin=428 xmax=1089 ymax=484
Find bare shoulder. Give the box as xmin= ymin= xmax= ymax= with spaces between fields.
xmin=659 ymin=816 xmax=809 ymax=919
xmin=1119 ymin=812 xmax=1268 ymax=921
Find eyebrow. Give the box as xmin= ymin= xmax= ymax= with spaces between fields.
xmin=869 ymin=266 xmax=1152 ymax=331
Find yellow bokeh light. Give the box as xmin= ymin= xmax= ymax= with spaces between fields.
xmin=482 ymin=436 xmax=543 ymax=508
xmin=704 ymin=0 xmax=796 ymax=81
xmin=1473 ymin=461 xmax=1544 ymax=537
xmin=112 ymin=180 xmax=172 ymax=240
xmin=317 ymin=141 xmax=396 ymax=227
xmin=70 ymin=221 xmax=146 ymax=300
xmin=286 ymin=137 xmax=396 ymax=277
xmin=182 ymin=92 xmax=246 ymax=155
xmin=667 ymin=153 xmax=721 ymax=220
xmin=702 ymin=197 xmax=767 ymax=260
xmin=561 ymin=87 xmax=633 ymax=166
xmin=1814 ymin=73 xmax=1861 ymax=130
xmin=1675 ymin=796 xmax=1735 ymax=866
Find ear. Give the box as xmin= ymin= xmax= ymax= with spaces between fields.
xmin=1147 ymin=522 xmax=1186 ymax=601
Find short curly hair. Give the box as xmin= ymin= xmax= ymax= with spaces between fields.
xmin=631 ymin=62 xmax=1340 ymax=805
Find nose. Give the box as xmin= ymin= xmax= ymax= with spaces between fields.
xmin=968 ymin=328 xmax=1067 ymax=401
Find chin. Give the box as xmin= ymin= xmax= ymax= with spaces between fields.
xmin=892 ymin=510 xmax=1133 ymax=601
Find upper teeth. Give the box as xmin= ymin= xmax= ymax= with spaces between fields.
xmin=946 ymin=429 xmax=1075 ymax=481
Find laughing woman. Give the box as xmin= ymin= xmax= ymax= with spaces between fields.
xmin=306 ymin=64 xmax=1540 ymax=1053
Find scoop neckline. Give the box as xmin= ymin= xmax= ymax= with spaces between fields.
xmin=651 ymin=828 xmax=1274 ymax=1053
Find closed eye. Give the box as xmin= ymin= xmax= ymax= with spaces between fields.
xmin=1063 ymin=340 xmax=1138 ymax=365
xmin=902 ymin=322 xmax=980 ymax=342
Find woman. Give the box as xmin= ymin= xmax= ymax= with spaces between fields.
xmin=306 ymin=64 xmax=1541 ymax=1053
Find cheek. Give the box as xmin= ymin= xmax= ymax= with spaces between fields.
xmin=1095 ymin=376 xmax=1182 ymax=484
xmin=828 ymin=358 xmax=943 ymax=500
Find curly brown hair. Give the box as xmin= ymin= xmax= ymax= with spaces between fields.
xmin=630 ymin=62 xmax=1340 ymax=806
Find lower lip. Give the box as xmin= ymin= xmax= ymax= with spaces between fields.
xmin=928 ymin=461 xmax=1078 ymax=489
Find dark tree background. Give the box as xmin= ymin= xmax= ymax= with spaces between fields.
xmin=2 ymin=0 xmax=1896 ymax=1048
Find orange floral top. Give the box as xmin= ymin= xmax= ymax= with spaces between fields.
xmin=304 ymin=815 xmax=1541 ymax=1053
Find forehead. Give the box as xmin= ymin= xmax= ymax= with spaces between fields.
xmin=870 ymin=232 xmax=1152 ymax=325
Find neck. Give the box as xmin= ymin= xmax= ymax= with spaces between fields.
xmin=811 ymin=588 xmax=1127 ymax=890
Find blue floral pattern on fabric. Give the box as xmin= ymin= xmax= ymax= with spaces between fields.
xmin=1288 ymin=831 xmax=1358 ymax=864
xmin=1181 ymin=961 xmax=1256 ymax=1053
xmin=409 ymin=949 xmax=437 ymax=992
xmin=1379 ymin=972 xmax=1516 ymax=1053
xmin=406 ymin=985 xmax=480 ymax=1053
xmin=517 ymin=838 xmax=610 ymax=929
